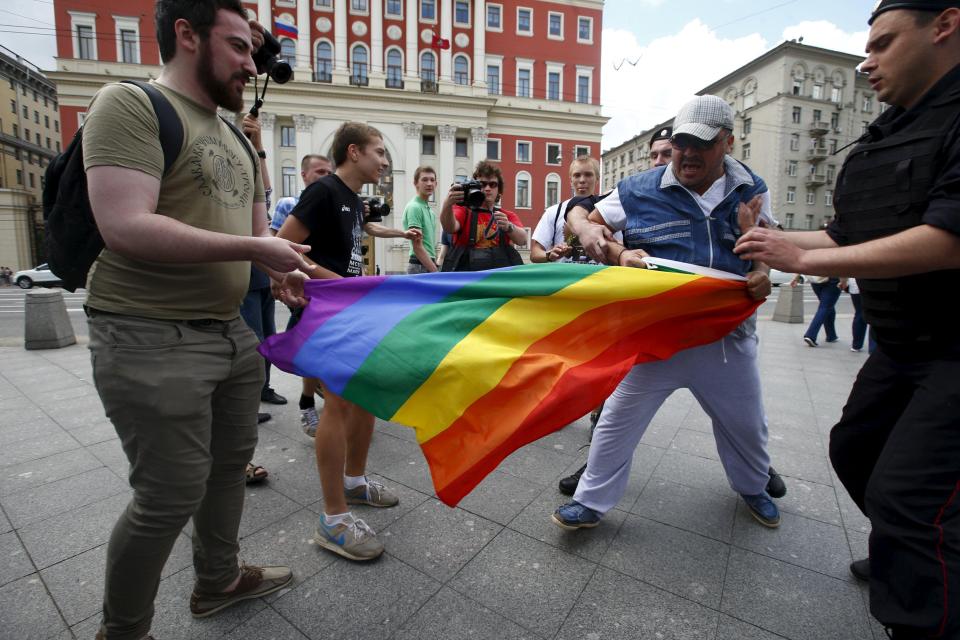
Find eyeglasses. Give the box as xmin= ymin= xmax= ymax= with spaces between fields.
xmin=670 ymin=134 xmax=723 ymax=151
xmin=479 ymin=180 xmax=499 ymax=189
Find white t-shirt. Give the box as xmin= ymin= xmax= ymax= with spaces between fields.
xmin=531 ymin=199 xmax=571 ymax=251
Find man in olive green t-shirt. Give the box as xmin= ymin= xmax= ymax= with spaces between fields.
xmin=82 ymin=3 xmax=312 ymax=638
xmin=402 ymin=166 xmax=439 ymax=273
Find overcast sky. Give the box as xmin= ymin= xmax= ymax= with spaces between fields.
xmin=0 ymin=1 xmax=873 ymax=149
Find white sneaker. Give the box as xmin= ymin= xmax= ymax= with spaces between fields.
xmin=300 ymin=407 xmax=319 ymax=437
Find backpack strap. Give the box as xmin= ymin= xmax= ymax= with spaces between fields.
xmin=552 ymin=201 xmax=564 ymax=240
xmin=219 ymin=116 xmax=259 ymax=183
xmin=121 ymin=80 xmax=183 ymax=175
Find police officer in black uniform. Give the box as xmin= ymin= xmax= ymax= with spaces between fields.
xmin=735 ymin=2 xmax=960 ymax=636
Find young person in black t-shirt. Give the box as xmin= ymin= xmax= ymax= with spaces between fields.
xmin=275 ymin=122 xmax=419 ymax=561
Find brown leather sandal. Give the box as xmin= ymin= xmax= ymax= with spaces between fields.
xmin=245 ymin=462 xmax=268 ymax=484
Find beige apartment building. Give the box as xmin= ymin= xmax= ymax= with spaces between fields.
xmin=0 ymin=45 xmax=61 ymax=270
xmin=602 ymin=41 xmax=879 ymax=231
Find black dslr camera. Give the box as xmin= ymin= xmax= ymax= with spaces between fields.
xmin=361 ymin=197 xmax=390 ymax=223
xmin=252 ymin=31 xmax=293 ymax=84
xmin=459 ymin=180 xmax=488 ymax=208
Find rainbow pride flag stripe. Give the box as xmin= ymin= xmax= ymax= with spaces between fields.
xmin=260 ymin=263 xmax=760 ymax=506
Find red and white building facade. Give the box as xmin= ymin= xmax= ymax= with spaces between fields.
xmin=49 ymin=0 xmax=605 ymax=272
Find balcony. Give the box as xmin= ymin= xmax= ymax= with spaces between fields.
xmin=420 ymin=79 xmax=438 ymax=94
xmin=807 ymin=147 xmax=828 ymax=162
xmin=805 ymin=173 xmax=827 ymax=186
xmin=809 ymin=120 xmax=830 ymax=135
xmin=314 ymin=70 xmax=332 ymax=83
xmin=385 ymin=76 xmax=404 ymax=89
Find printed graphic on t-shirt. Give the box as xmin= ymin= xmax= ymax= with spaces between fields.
xmin=472 ymin=211 xmax=504 ymax=249
xmin=348 ymin=204 xmax=364 ymax=276
xmin=188 ymin=135 xmax=254 ymax=210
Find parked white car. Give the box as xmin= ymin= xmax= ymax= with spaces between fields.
xmin=769 ymin=269 xmax=796 ymax=287
xmin=13 ymin=263 xmax=63 ymax=289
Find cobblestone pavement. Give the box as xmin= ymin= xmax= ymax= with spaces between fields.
xmin=0 ymin=315 xmax=885 ymax=640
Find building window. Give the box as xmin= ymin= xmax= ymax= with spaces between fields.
xmin=742 ymin=143 xmax=751 ymax=160
xmin=790 ymin=134 xmax=800 ymax=151
xmin=16 ymin=169 xmax=22 ymax=185
xmin=547 ymin=71 xmax=560 ymax=100
xmin=386 ymin=49 xmax=403 ymax=88
xmin=743 ymin=118 xmax=751 ymax=135
xmin=576 ymin=72 xmax=590 ymax=104
xmin=76 ymin=24 xmax=95 ymax=60
xmin=421 ymin=0 xmax=436 ymax=21
xmin=54 ymin=120 xmax=59 ymax=133
xmin=280 ymin=126 xmax=295 ymax=147
xmin=812 ymin=84 xmax=823 ymax=100
xmin=786 ymin=187 xmax=796 ymax=204
xmin=516 ymin=172 xmax=531 ymax=208
xmin=830 ymin=112 xmax=840 ymax=131
xmin=454 ymin=0 xmax=470 ymax=25
xmin=806 ymin=190 xmax=816 ymax=205
xmin=792 ymin=79 xmax=802 ymax=95
xmin=385 ymin=0 xmax=402 ymax=16
xmin=826 ymin=164 xmax=836 ymax=182
xmin=517 ymin=66 xmax=531 ymax=98
xmin=9 ymin=100 xmax=14 ymax=114
xmin=785 ymin=213 xmax=794 ymax=228
xmin=517 ymin=7 xmax=532 ymax=35
xmin=862 ymin=121 xmax=870 ymax=135
xmin=548 ymin=12 xmax=562 ymax=38
xmin=420 ymin=51 xmax=437 ymax=82
xmin=831 ymin=86 xmax=842 ymax=103
xmin=314 ymin=0 xmax=333 ymax=6
xmin=805 ymin=214 xmax=814 ymax=229
xmin=486 ymin=139 xmax=500 ymax=160
xmin=862 ymin=96 xmax=873 ymax=112
xmin=486 ymin=63 xmax=500 ymax=95
xmin=575 ymin=145 xmax=590 ymax=157
xmin=12 ymin=124 xmax=17 ymax=137
xmin=829 ymin=139 xmax=838 ymax=154
xmin=119 ymin=28 xmax=139 ymax=63
xmin=813 ymin=109 xmax=822 ymax=123
xmin=282 ymin=166 xmax=298 ymax=197
xmin=316 ymin=41 xmax=333 ymax=82
xmin=546 ymin=143 xmax=561 ymax=165
xmin=351 ymin=0 xmax=369 ymax=12
xmin=46 ymin=137 xmax=51 ymax=149
xmin=351 ymin=45 xmax=369 ymax=85
xmin=44 ymin=115 xmax=49 ymax=128
xmin=787 ymin=160 xmax=797 ymax=176
xmin=825 ymin=189 xmax=834 ymax=206
xmin=280 ymin=37 xmax=297 ymax=65
xmin=628 ymin=150 xmax=634 ymax=164
xmin=422 ymin=134 xmax=436 ymax=155
xmin=577 ymin=16 xmax=593 ymax=43
xmin=455 ymin=137 xmax=468 ymax=157
xmin=24 ymin=128 xmax=30 ymax=141
xmin=545 ymin=175 xmax=560 ymax=206
xmin=453 ymin=55 xmax=469 ymax=85
xmin=792 ymin=106 xmax=801 ymax=124
xmin=34 ymin=111 xmax=39 ymax=124
xmin=22 ymin=105 xmax=27 ymax=118
xmin=486 ymin=3 xmax=501 ymax=30
xmin=517 ymin=141 xmax=531 ymax=163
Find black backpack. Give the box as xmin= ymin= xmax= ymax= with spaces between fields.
xmin=42 ymin=80 xmax=255 ymax=292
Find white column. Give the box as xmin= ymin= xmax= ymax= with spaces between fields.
xmin=470 ymin=126 xmax=487 ymax=163
xmin=439 ymin=0 xmax=453 ymax=83
xmin=472 ymin=0 xmax=485 ymax=91
xmin=402 ymin=122 xmax=422 ymax=207
xmin=260 ymin=112 xmax=277 ymax=203
xmin=371 ymin=0 xmax=384 ymax=77
xmin=293 ymin=114 xmax=315 ymax=186
xmin=438 ymin=124 xmax=456 ymax=201
xmin=405 ymin=0 xmax=418 ymax=81
xmin=334 ymin=0 xmax=349 ymax=82
xmin=258 ymin=0 xmax=271 ymax=25
xmin=295 ymin=0 xmax=311 ymax=77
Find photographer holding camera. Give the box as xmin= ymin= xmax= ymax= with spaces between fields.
xmin=439 ymin=161 xmax=528 ymax=271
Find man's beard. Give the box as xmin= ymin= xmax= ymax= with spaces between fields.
xmin=197 ymin=40 xmax=245 ymax=112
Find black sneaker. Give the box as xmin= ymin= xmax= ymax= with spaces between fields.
xmin=850 ymin=557 xmax=869 ymax=581
xmin=766 ymin=466 xmax=787 ymax=498
xmin=257 ymin=412 xmax=271 ymax=424
xmin=261 ymin=388 xmax=288 ymax=405
xmin=558 ymin=463 xmax=587 ymax=496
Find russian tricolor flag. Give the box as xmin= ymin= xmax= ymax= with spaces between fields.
xmin=274 ymin=20 xmax=298 ymax=39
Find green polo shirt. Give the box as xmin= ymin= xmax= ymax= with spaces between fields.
xmin=401 ymin=196 xmax=437 ymax=261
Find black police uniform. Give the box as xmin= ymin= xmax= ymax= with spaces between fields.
xmin=826 ymin=60 xmax=960 ymax=636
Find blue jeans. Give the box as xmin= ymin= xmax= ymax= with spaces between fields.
xmin=240 ymin=286 xmax=276 ymax=389
xmin=805 ymin=279 xmax=840 ymax=344
xmin=850 ymin=293 xmax=867 ymax=350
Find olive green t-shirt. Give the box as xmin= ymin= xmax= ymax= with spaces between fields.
xmin=82 ymin=81 xmax=265 ymax=320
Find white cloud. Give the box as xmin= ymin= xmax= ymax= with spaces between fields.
xmin=600 ymin=19 xmax=869 ymax=151
xmin=781 ymin=21 xmax=868 ymax=57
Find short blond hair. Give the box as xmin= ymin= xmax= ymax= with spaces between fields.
xmin=569 ymin=156 xmax=600 ymax=178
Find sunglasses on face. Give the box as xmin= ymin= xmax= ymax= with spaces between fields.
xmin=670 ymin=135 xmax=722 ymax=151
xmin=479 ymin=180 xmax=499 ymax=189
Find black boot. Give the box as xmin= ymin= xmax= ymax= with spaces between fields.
xmin=559 ymin=463 xmax=587 ymax=496
xmin=849 ymin=557 xmax=869 ymax=581
xmin=766 ymin=466 xmax=787 ymax=498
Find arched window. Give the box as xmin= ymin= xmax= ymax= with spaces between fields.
xmin=351 ymin=44 xmax=369 ymax=85
xmin=280 ymin=37 xmax=297 ymax=65
xmin=545 ymin=173 xmax=561 ymax=207
xmin=420 ymin=51 xmax=436 ymax=83
xmin=516 ymin=170 xmax=531 ymax=209
xmin=386 ymin=48 xmax=403 ymax=88
xmin=453 ymin=54 xmax=469 ymax=85
xmin=315 ymin=41 xmax=333 ymax=82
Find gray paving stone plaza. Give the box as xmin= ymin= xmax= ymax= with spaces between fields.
xmin=0 ymin=308 xmax=886 ymax=640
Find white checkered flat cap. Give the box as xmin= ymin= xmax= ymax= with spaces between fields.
xmin=672 ymin=95 xmax=735 ymax=142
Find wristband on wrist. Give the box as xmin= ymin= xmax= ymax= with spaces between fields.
xmin=256 ymin=150 xmax=267 ymax=158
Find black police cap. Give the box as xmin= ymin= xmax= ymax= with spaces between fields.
xmin=869 ymin=0 xmax=960 ymax=24
xmin=650 ymin=126 xmax=672 ymax=145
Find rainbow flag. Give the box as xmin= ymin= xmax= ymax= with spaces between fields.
xmin=260 ymin=263 xmax=760 ymax=506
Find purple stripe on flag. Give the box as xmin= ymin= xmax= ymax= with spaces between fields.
xmin=259 ymin=276 xmax=386 ymax=375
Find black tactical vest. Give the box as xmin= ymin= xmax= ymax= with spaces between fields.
xmin=832 ymin=80 xmax=960 ymax=349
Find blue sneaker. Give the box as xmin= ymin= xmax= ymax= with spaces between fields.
xmin=551 ymin=501 xmax=602 ymax=530
xmin=742 ymin=492 xmax=781 ymax=528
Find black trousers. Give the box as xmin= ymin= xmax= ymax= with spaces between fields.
xmin=829 ymin=347 xmax=960 ymax=637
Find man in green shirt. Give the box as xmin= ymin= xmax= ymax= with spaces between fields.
xmin=402 ymin=166 xmax=439 ymax=273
